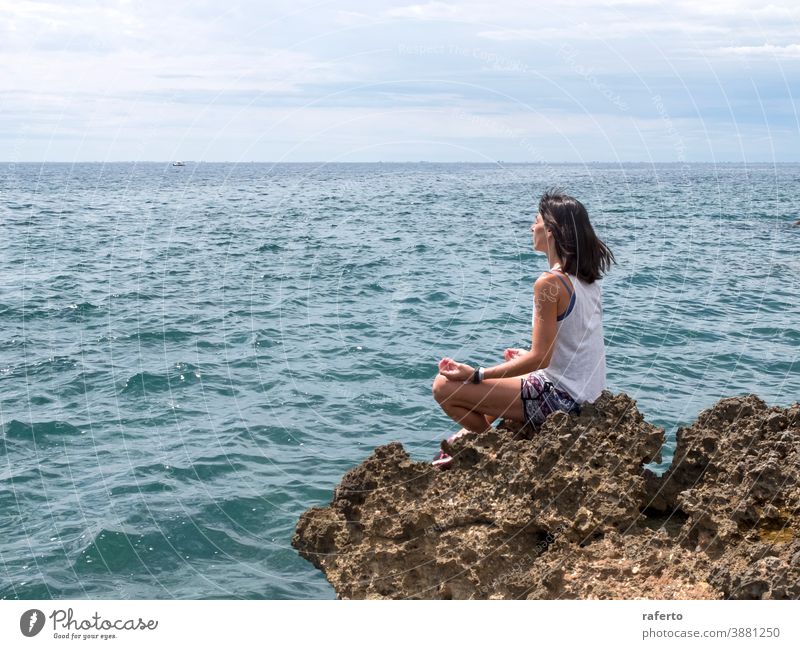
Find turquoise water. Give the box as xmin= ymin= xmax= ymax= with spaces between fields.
xmin=1 ymin=162 xmax=799 ymax=599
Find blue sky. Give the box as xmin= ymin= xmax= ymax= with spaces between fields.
xmin=2 ymin=0 xmax=799 ymax=161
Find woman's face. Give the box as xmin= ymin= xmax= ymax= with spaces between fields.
xmin=531 ymin=212 xmax=548 ymax=252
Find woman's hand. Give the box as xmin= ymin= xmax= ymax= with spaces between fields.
xmin=438 ymin=357 xmax=475 ymax=382
xmin=503 ymin=348 xmax=527 ymax=361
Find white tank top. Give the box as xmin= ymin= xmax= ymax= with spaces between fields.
xmin=533 ymin=263 xmax=606 ymax=404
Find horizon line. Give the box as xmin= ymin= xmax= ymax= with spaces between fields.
xmin=4 ymin=160 xmax=799 ymax=165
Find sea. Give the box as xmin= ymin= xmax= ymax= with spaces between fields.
xmin=1 ymin=162 xmax=799 ymax=599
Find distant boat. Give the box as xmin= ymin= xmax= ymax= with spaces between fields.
xmin=172 ymin=161 xmax=186 ymax=167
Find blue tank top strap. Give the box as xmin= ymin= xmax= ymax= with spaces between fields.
xmin=545 ymin=270 xmax=574 ymax=296
xmin=545 ymin=270 xmax=576 ymax=321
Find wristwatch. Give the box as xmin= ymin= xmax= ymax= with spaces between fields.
xmin=472 ymin=367 xmax=485 ymax=384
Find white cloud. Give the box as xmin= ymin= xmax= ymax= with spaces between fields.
xmin=477 ymin=29 xmax=537 ymax=41
xmin=716 ymin=43 xmax=800 ymax=58
xmin=1 ymin=0 xmax=798 ymax=160
xmin=386 ymin=2 xmax=461 ymax=20
xmin=2 ymin=49 xmax=340 ymax=96
xmin=478 ymin=20 xmax=730 ymax=41
xmin=674 ymin=0 xmax=798 ymax=17
xmin=333 ymin=10 xmax=374 ymax=27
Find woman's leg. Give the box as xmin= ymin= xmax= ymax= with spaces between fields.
xmin=438 ymin=404 xmax=493 ymax=434
xmin=432 ymin=374 xmax=526 ymax=433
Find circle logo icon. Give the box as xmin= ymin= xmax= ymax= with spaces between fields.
xmin=20 ymin=609 xmax=46 ymax=637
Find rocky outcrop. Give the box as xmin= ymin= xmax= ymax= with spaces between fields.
xmin=645 ymin=394 xmax=800 ymax=599
xmin=292 ymin=392 xmax=800 ymax=599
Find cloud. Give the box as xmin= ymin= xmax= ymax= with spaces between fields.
xmin=386 ymin=2 xmax=461 ymax=20
xmin=476 ymin=29 xmax=537 ymax=41
xmin=333 ymin=10 xmax=374 ymax=27
xmin=478 ymin=21 xmax=730 ymax=41
xmin=716 ymin=43 xmax=800 ymax=58
xmin=1 ymin=0 xmax=798 ymax=160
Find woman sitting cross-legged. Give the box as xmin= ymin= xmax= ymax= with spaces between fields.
xmin=431 ymin=189 xmax=616 ymax=469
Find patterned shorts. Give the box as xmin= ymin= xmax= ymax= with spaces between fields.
xmin=520 ymin=371 xmax=580 ymax=428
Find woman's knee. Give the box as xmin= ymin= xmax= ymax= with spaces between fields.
xmin=432 ymin=374 xmax=451 ymax=402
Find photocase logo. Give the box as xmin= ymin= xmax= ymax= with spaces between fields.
xmin=20 ymin=609 xmax=45 ymax=637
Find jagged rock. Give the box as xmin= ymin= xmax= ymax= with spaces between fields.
xmin=292 ymin=392 xmax=800 ymax=599
xmin=648 ymin=396 xmax=800 ymax=548
xmin=521 ymin=529 xmax=721 ymax=599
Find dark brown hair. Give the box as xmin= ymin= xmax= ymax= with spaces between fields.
xmin=538 ymin=188 xmax=615 ymax=283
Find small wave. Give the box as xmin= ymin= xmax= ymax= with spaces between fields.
xmin=120 ymin=362 xmax=202 ymax=395
xmin=0 ymin=301 xmax=101 ymax=322
xmin=355 ymin=257 xmax=389 ymax=270
xmin=780 ymin=328 xmax=800 ymax=343
xmin=193 ymin=338 xmax=226 ymax=349
xmin=63 ymin=302 xmax=101 ymax=320
xmin=169 ymin=458 xmax=252 ymax=482
xmin=0 ymin=465 xmax=61 ymax=491
xmin=198 ymin=495 xmax=278 ymax=538
xmin=380 ymin=364 xmax=437 ymax=380
xmin=0 ymin=581 xmax=56 ymax=600
xmin=126 ymin=329 xmax=198 ymax=343
xmin=74 ymin=528 xmax=169 ymax=574
xmin=57 ymin=369 xmax=110 ymax=397
xmin=223 ymin=331 xmax=251 ymax=345
xmin=0 ymin=303 xmax=50 ymax=320
xmin=132 ymin=455 xmax=248 ymax=483
xmin=253 ymin=333 xmax=280 ymax=348
xmin=110 ymin=290 xmax=159 ymax=302
xmin=256 ymin=243 xmax=283 ymax=253
xmin=74 ymin=519 xmax=261 ymax=574
xmin=356 ymin=282 xmax=384 ymax=295
xmin=205 ymin=384 xmax=240 ymax=397
xmin=425 ymin=291 xmax=451 ymax=302
xmin=2 ymin=419 xmax=83 ymax=441
xmin=418 ymin=192 xmax=443 ymax=201
xmin=38 ymin=207 xmax=73 ymax=216
xmin=324 ymin=368 xmax=379 ymax=382
xmin=9 ymin=355 xmax=80 ymax=380
xmin=109 ymin=481 xmax=175 ymax=496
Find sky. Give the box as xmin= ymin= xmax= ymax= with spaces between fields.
xmin=1 ymin=0 xmax=799 ymax=162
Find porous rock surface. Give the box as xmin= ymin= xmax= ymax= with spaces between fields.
xmin=292 ymin=391 xmax=800 ymax=599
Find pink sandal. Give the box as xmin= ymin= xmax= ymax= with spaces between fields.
xmin=446 ymin=428 xmax=470 ymax=444
xmin=431 ymin=428 xmax=472 ymax=469
xmin=431 ymin=449 xmax=453 ymax=469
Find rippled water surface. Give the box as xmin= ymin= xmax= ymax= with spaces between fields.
xmin=1 ymin=162 xmax=799 ymax=598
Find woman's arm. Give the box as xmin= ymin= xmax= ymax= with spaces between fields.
xmin=483 ymin=275 xmax=559 ymax=379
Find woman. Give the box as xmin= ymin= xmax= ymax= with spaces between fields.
xmin=431 ymin=189 xmax=615 ymax=468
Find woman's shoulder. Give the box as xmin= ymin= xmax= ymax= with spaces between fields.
xmin=536 ymin=269 xmax=575 ymax=291
xmin=534 ymin=271 xmax=563 ymax=290
xmin=534 ymin=271 xmax=572 ymax=308
xmin=535 ymin=268 xmax=566 ymax=282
